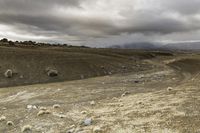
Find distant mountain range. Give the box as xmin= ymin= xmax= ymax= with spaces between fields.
xmin=162 ymin=42 xmax=200 ymax=50
xmin=110 ymin=42 xmax=200 ymax=51
xmin=111 ymin=42 xmax=157 ymax=50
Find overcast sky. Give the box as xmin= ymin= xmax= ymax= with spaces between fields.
xmin=0 ymin=0 xmax=200 ymax=47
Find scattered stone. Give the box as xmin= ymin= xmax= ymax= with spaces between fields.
xmin=2 ymin=107 xmax=7 ymax=110
xmin=53 ymin=104 xmax=61 ymax=109
xmin=137 ymin=101 xmax=143 ymax=104
xmin=45 ymin=110 xmax=51 ymax=114
xmin=0 ymin=115 xmax=6 ymax=122
xmin=112 ymin=97 xmax=118 ymax=101
xmin=66 ymin=128 xmax=75 ymax=133
xmin=58 ymin=114 xmax=66 ymax=118
xmin=37 ymin=110 xmax=46 ymax=116
xmin=90 ymin=101 xmax=95 ymax=106
xmin=93 ymin=126 xmax=102 ymax=133
xmin=81 ymin=111 xmax=87 ymax=114
xmin=39 ymin=106 xmax=47 ymax=110
xmin=21 ymin=125 xmax=32 ymax=132
xmin=84 ymin=118 xmax=92 ymax=126
xmin=4 ymin=69 xmax=13 ymax=78
xmin=66 ymin=125 xmax=76 ymax=133
xmin=37 ymin=110 xmax=51 ymax=116
xmin=27 ymin=105 xmax=37 ymax=110
xmin=75 ymin=127 xmax=84 ymax=132
xmin=121 ymin=91 xmax=130 ymax=97
xmin=7 ymin=121 xmax=14 ymax=126
xmin=167 ymin=87 xmax=173 ymax=91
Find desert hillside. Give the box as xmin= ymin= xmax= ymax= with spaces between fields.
xmin=0 ymin=46 xmax=169 ymax=87
xmin=0 ymin=47 xmax=199 ymax=133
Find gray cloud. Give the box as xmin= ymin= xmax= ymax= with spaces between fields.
xmin=0 ymin=0 xmax=200 ymax=47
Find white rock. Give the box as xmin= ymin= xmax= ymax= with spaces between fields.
xmin=84 ymin=118 xmax=92 ymax=126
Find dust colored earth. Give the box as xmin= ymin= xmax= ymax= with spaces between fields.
xmin=0 ymin=46 xmax=199 ymax=133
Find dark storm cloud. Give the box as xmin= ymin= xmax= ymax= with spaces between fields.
xmin=0 ymin=0 xmax=200 ymax=46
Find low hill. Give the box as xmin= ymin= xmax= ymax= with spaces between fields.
xmin=0 ymin=46 xmax=165 ymax=87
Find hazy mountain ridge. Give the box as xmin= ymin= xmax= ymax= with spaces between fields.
xmin=110 ymin=42 xmax=200 ymax=50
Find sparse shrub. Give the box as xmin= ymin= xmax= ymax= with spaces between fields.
xmin=45 ymin=68 xmax=58 ymax=77
xmin=100 ymin=66 xmax=105 ymax=69
xmin=80 ymin=75 xmax=85 ymax=79
xmin=37 ymin=110 xmax=51 ymax=116
xmin=21 ymin=125 xmax=32 ymax=132
xmin=39 ymin=106 xmax=47 ymax=110
xmin=8 ymin=41 xmax=15 ymax=46
xmin=0 ymin=115 xmax=6 ymax=122
xmin=0 ymin=38 xmax=8 ymax=42
xmin=53 ymin=104 xmax=61 ymax=109
xmin=81 ymin=111 xmax=87 ymax=114
xmin=7 ymin=121 xmax=14 ymax=126
xmin=121 ymin=91 xmax=130 ymax=97
xmin=4 ymin=69 xmax=13 ymax=78
xmin=167 ymin=87 xmax=173 ymax=91
xmin=122 ymin=66 xmax=126 ymax=69
xmin=47 ymin=69 xmax=58 ymax=77
xmin=93 ymin=126 xmax=102 ymax=133
xmin=90 ymin=101 xmax=95 ymax=106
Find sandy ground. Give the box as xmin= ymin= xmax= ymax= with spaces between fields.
xmin=0 ymin=55 xmax=200 ymax=133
